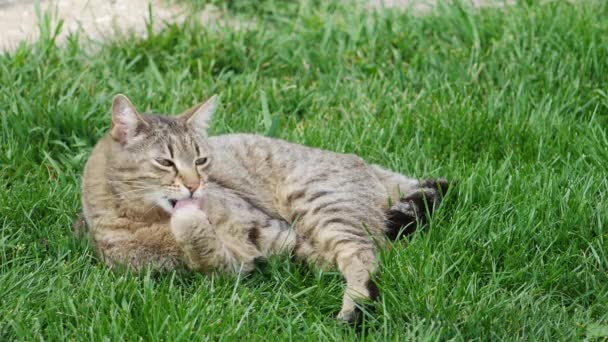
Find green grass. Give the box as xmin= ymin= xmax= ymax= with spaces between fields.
xmin=1 ymin=0 xmax=607 ymax=339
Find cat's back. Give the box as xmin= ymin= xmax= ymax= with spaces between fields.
xmin=208 ymin=133 xmax=290 ymax=153
xmin=208 ymin=133 xmax=365 ymax=164
xmin=208 ymin=133 xmax=379 ymax=187
xmin=207 ymin=133 xmax=386 ymax=215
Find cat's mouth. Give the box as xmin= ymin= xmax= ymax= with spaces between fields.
xmin=167 ymin=198 xmax=201 ymax=212
xmin=166 ymin=195 xmax=202 ymax=212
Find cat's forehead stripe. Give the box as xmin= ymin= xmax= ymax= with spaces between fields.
xmin=167 ymin=142 xmax=174 ymax=158
xmin=136 ymin=113 xmax=204 ymax=157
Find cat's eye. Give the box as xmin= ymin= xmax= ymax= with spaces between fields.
xmin=155 ymin=158 xmax=174 ymax=167
xmin=195 ymin=157 xmax=209 ymax=166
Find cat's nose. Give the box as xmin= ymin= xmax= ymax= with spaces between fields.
xmin=185 ymin=183 xmax=199 ymax=194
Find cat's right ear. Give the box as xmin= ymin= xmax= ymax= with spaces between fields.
xmin=111 ymin=94 xmax=148 ymax=144
xmin=179 ymin=95 xmax=219 ymax=131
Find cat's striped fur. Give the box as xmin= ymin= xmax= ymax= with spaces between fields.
xmin=203 ymin=133 xmax=448 ymax=322
xmin=79 ymin=95 xmax=449 ymax=323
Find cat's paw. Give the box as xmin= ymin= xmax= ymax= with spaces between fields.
xmin=170 ymin=202 xmax=209 ymax=240
xmin=336 ymin=308 xmax=360 ymax=324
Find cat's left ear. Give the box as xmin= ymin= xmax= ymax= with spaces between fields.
xmin=180 ymin=95 xmax=219 ymax=130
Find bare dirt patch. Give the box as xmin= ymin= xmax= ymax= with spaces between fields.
xmin=0 ymin=0 xmax=219 ymax=52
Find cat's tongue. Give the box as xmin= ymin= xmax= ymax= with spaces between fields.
xmin=174 ymin=199 xmax=200 ymax=210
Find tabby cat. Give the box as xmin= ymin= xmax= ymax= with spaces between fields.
xmin=79 ymin=94 xmax=449 ymax=323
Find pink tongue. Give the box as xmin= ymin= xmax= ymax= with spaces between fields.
xmin=174 ymin=199 xmax=200 ymax=210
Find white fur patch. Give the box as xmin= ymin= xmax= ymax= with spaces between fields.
xmin=170 ymin=206 xmax=208 ymax=240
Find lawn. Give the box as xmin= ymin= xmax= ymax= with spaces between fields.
xmin=1 ymin=0 xmax=607 ymax=339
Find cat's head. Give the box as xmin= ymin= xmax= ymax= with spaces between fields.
xmin=106 ymin=94 xmax=218 ymax=214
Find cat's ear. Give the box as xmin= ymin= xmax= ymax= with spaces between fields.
xmin=111 ymin=94 xmax=148 ymax=144
xmin=180 ymin=95 xmax=219 ymax=130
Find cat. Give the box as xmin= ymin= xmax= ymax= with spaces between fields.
xmin=79 ymin=94 xmax=450 ymax=323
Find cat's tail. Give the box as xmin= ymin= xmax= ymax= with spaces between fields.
xmin=384 ymin=178 xmax=452 ymax=240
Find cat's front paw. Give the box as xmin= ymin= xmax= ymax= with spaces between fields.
xmin=170 ymin=202 xmax=209 ymax=241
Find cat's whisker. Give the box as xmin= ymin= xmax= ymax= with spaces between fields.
xmin=107 ymin=181 xmax=152 ymax=188
xmin=107 ymin=179 xmax=149 ymax=184
xmin=141 ymin=201 xmax=166 ymax=216
xmin=92 ymin=189 xmax=152 ymax=201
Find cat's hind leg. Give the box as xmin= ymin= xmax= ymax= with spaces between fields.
xmin=91 ymin=218 xmax=181 ymax=271
xmin=296 ymin=215 xmax=382 ymax=323
xmin=334 ymin=242 xmax=379 ymax=323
